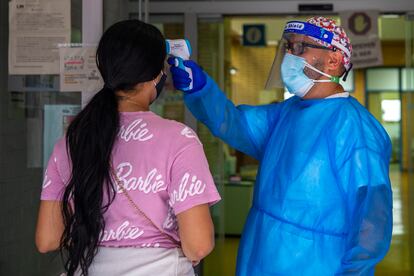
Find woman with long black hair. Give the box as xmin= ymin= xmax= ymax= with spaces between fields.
xmin=35 ymin=20 xmax=220 ymax=276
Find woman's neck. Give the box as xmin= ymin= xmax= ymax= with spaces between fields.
xmin=117 ymin=98 xmax=150 ymax=112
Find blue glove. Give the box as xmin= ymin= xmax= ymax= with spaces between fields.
xmin=167 ymin=57 xmax=207 ymax=94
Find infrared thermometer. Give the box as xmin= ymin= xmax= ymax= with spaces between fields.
xmin=166 ymin=39 xmax=193 ymax=91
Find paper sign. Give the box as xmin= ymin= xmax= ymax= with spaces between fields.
xmin=341 ymin=11 xmax=379 ymax=39
xmin=243 ymin=25 xmax=266 ymax=46
xmin=8 ymin=0 xmax=71 ymax=74
xmin=59 ymin=46 xmax=103 ymax=93
xmin=351 ymin=38 xmax=384 ymax=68
xmin=340 ymin=11 xmax=383 ymax=68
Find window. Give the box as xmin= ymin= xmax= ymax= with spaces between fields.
xmin=381 ymin=99 xmax=401 ymax=122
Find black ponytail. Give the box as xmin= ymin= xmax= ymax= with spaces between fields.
xmin=62 ymin=86 xmax=118 ymax=275
xmin=60 ymin=20 xmax=166 ymax=276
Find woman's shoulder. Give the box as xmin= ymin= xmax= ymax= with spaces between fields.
xmin=147 ymin=114 xmax=198 ymax=139
xmin=163 ymin=119 xmax=202 ymax=147
xmin=157 ymin=119 xmax=203 ymax=155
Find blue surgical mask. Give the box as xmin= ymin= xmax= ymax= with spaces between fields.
xmin=281 ymin=53 xmax=339 ymax=98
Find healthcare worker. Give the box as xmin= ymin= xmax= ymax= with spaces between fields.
xmin=168 ymin=16 xmax=393 ymax=275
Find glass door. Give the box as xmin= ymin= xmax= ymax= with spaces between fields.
xmin=404 ymin=12 xmax=414 ymax=275
xmin=366 ymin=68 xmax=401 ymax=166
xmin=0 ymin=1 xmax=82 ymax=275
xmin=197 ymin=16 xmax=228 ymax=276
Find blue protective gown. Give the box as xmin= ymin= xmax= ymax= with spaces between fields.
xmin=184 ymin=76 xmax=393 ymax=276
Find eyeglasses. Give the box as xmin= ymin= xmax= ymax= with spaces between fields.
xmin=284 ymin=41 xmax=336 ymax=56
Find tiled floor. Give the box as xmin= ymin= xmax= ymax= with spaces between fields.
xmin=203 ymin=164 xmax=413 ymax=276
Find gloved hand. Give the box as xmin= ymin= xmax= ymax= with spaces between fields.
xmin=167 ymin=57 xmax=207 ymax=94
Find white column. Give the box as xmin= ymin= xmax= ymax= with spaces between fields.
xmin=82 ymin=0 xmax=103 ymax=44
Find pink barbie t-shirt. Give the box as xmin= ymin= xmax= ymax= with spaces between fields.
xmin=41 ymin=111 xmax=221 ymax=248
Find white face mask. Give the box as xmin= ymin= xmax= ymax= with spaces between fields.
xmin=281 ymin=53 xmax=340 ymax=98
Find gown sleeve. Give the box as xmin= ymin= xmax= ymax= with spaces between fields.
xmin=336 ymin=147 xmax=393 ymax=275
xmin=184 ymin=74 xmax=280 ymax=160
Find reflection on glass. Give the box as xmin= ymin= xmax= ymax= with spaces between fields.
xmin=381 ymin=99 xmax=401 ymax=122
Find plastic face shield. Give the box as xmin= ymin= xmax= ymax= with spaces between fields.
xmin=265 ymin=21 xmax=337 ymax=90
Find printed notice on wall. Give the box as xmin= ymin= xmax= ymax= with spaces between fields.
xmin=350 ymin=38 xmax=383 ymax=69
xmin=8 ymin=0 xmax=71 ymax=75
xmin=59 ymin=46 xmax=103 ymax=93
xmin=43 ymin=104 xmax=80 ymax=168
xmin=340 ymin=11 xmax=383 ymax=68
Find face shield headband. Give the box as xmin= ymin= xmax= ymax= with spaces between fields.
xmin=283 ymin=21 xmax=351 ymax=59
